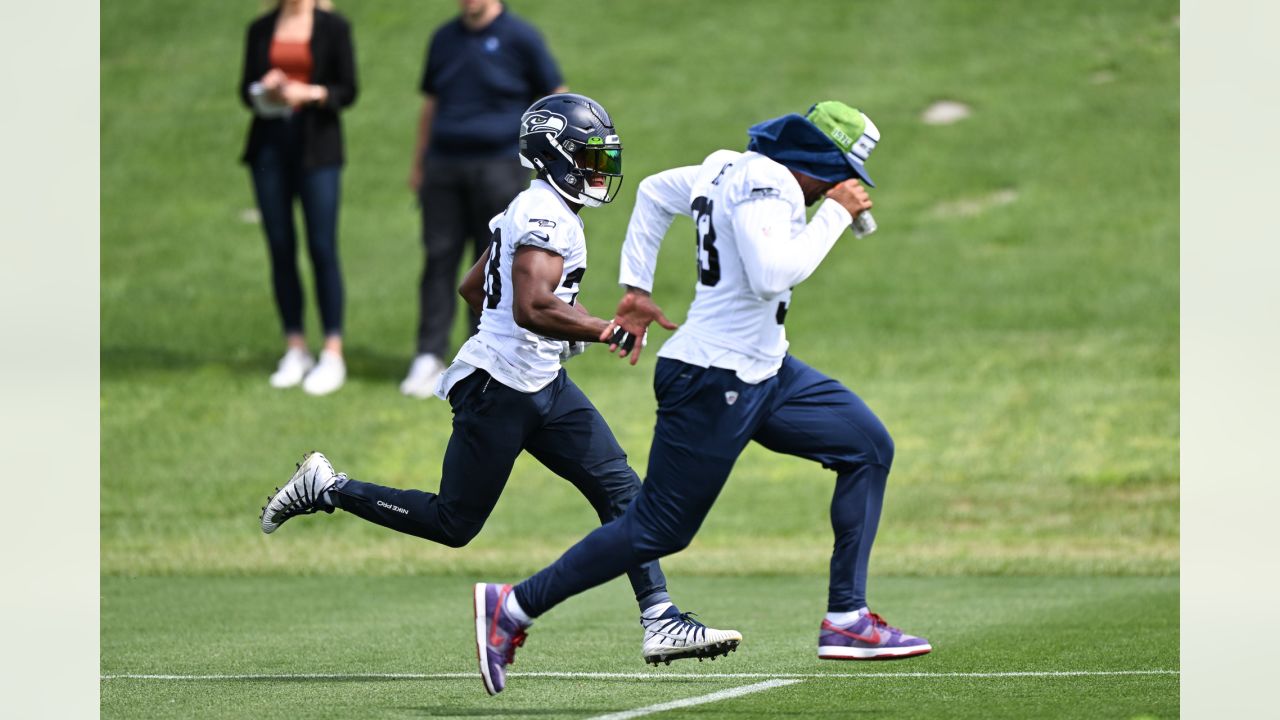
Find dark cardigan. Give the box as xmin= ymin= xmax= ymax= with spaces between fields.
xmin=239 ymin=9 xmax=358 ymax=169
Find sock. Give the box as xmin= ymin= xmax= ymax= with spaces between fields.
xmin=504 ymin=589 xmax=533 ymax=626
xmin=322 ymin=474 xmax=348 ymax=509
xmin=825 ymin=607 xmax=869 ymax=626
xmin=641 ymin=601 xmax=678 ymax=621
xmin=637 ymin=590 xmax=673 ymax=612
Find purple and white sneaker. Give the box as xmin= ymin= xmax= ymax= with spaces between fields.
xmin=818 ymin=611 xmax=931 ymax=660
xmin=473 ymin=583 xmax=529 ymax=695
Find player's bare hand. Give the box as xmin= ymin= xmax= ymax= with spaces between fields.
xmin=598 ymin=289 xmax=678 ymax=365
xmin=826 ymin=178 xmax=873 ymax=219
xmin=280 ymin=82 xmax=320 ymax=108
xmin=260 ymin=68 xmax=287 ymax=90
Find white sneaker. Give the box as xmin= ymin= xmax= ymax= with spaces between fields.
xmin=640 ymin=603 xmax=743 ymax=666
xmin=269 ymin=347 xmax=315 ymax=388
xmin=302 ymin=351 xmax=346 ymax=396
xmin=260 ymin=451 xmax=342 ymax=534
xmin=400 ymin=353 xmax=445 ymax=398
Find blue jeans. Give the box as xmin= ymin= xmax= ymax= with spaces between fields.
xmin=515 ymin=355 xmax=894 ymax=616
xmin=249 ymin=117 xmax=344 ymax=336
xmin=333 ymin=368 xmax=671 ymax=610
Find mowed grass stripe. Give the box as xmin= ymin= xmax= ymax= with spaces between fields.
xmin=101 ymin=670 xmax=1179 ymax=680
xmin=101 ymin=576 xmax=1177 ymax=716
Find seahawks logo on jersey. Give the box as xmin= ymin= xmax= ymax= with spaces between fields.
xmin=521 ymin=111 xmax=566 ymax=137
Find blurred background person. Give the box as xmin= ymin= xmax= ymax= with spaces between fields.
xmin=400 ymin=0 xmax=567 ymax=397
xmin=240 ymin=0 xmax=357 ymax=395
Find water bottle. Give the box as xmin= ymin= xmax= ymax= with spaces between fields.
xmin=851 ymin=210 xmax=877 ymax=239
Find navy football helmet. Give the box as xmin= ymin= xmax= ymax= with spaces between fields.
xmin=519 ymin=93 xmax=623 ymax=208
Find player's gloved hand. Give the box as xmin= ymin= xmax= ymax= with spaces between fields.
xmin=604 ymin=326 xmax=642 ymax=355
xmin=600 ymin=289 xmax=677 ymax=366
xmin=559 ymin=340 xmax=588 ymax=362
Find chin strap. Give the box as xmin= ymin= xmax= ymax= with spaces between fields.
xmin=537 ymin=168 xmax=597 ymax=207
xmin=526 ymin=153 xmax=607 ymax=207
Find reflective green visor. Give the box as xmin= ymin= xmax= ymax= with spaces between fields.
xmin=576 ymin=146 xmax=622 ymax=176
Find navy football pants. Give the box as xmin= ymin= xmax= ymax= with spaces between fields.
xmin=333 ymin=368 xmax=671 ymax=609
xmin=515 ymin=355 xmax=893 ymax=616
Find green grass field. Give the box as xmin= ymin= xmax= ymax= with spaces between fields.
xmin=102 ymin=0 xmax=1179 ymax=716
xmin=101 ymin=575 xmax=1177 ymax=719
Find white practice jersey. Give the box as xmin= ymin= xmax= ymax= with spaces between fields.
xmin=619 ymin=150 xmax=853 ymax=384
xmin=436 ymin=179 xmax=587 ymax=397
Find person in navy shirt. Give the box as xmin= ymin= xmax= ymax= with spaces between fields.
xmin=400 ymin=0 xmax=567 ymax=397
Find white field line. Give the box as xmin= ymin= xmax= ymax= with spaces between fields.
xmin=585 ymin=679 xmax=802 ymax=720
xmin=100 ymin=669 xmax=1179 ymax=681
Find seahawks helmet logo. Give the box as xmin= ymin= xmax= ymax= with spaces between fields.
xmin=521 ymin=111 xmax=567 ymax=137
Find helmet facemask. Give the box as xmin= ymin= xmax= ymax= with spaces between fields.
xmin=568 ymin=136 xmax=623 ymax=207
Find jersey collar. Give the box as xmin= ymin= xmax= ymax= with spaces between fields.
xmin=531 ymin=178 xmax=585 ymax=227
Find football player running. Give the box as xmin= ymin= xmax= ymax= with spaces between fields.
xmin=260 ymin=94 xmax=740 ymax=692
xmin=475 ymin=101 xmax=931 ymax=694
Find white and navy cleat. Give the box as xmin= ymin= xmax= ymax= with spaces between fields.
xmin=641 ymin=604 xmax=742 ymax=666
xmin=260 ymin=451 xmax=340 ymax=534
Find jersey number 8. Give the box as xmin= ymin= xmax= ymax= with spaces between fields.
xmin=484 ymin=229 xmax=503 ymax=309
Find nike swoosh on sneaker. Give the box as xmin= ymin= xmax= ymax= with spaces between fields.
xmin=822 ymin=620 xmax=881 ymax=644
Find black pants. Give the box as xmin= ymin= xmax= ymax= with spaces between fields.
xmin=249 ymin=117 xmax=344 ymax=336
xmin=416 ymin=155 xmax=530 ymax=357
xmin=333 ymin=368 xmax=672 ymax=609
